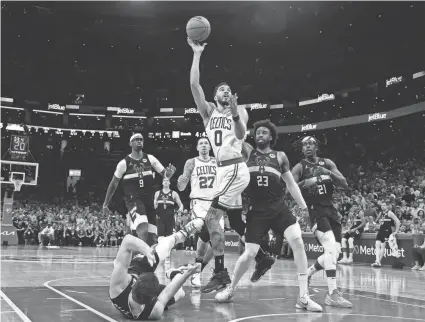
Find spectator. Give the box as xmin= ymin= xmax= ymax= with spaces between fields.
xmin=39 ymin=224 xmax=55 ymax=246
xmin=24 ymin=225 xmax=35 ymax=245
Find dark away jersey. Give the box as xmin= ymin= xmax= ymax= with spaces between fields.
xmin=246 ymin=150 xmax=285 ymax=204
xmin=299 ymin=158 xmax=334 ymax=207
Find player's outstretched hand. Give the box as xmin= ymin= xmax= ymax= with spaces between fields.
xmin=184 ymin=263 xmax=202 ymax=275
xmin=102 ymin=204 xmax=110 ymax=216
xmin=165 ymin=164 xmax=176 ymax=178
xmin=229 ymin=93 xmax=238 ymax=115
xmin=187 ymin=37 xmax=207 ymax=55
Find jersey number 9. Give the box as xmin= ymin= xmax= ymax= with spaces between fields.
xmin=257 ymin=176 xmax=268 ymax=186
xmin=139 ymin=179 xmax=144 ymax=188
xmin=200 ymin=176 xmax=215 ymax=189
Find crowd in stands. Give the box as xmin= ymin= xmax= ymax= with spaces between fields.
xmin=9 ymin=153 xmax=425 ymax=251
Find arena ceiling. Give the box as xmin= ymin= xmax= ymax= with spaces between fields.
xmin=2 ymin=2 xmax=425 ymax=105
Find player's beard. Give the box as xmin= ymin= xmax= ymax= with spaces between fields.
xmin=218 ymin=97 xmax=230 ymax=107
xmin=256 ymin=139 xmax=269 ymax=150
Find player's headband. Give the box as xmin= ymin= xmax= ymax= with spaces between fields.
xmin=301 ymin=136 xmax=317 ymax=145
xmin=129 ymin=133 xmax=143 ymax=143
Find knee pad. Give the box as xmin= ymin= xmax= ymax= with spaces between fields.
xmin=348 ymin=237 xmax=354 ymax=248
xmin=341 ymin=238 xmax=347 ymax=248
xmin=148 ymin=224 xmax=157 ymax=234
xmin=199 ymin=224 xmax=210 ymax=243
xmin=191 ymin=218 xmax=205 ymax=231
xmin=226 ymin=209 xmax=246 ymax=237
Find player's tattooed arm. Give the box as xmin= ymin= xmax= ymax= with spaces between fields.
xmin=322 ymin=159 xmax=348 ymax=189
xmin=388 ymin=211 xmax=401 ymax=235
xmin=279 ymin=152 xmax=307 ymax=209
xmin=177 ymin=158 xmax=195 ymax=191
xmin=188 ymin=38 xmax=213 ymax=123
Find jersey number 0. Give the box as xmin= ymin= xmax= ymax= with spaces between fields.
xmin=214 ymin=130 xmax=222 ymax=147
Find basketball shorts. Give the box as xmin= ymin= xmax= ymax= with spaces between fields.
xmin=157 ymin=216 xmax=175 ymax=237
xmin=376 ymin=228 xmax=392 ymax=243
xmin=213 ymin=159 xmax=249 ymax=210
xmin=245 ymin=200 xmax=297 ymax=245
xmin=343 ymin=229 xmax=363 ymax=240
xmin=125 ymin=198 xmax=156 ymax=231
xmin=190 ymin=199 xmax=225 ymax=229
xmin=309 ymin=204 xmax=342 ymax=243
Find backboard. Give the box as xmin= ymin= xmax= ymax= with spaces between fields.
xmin=0 ymin=160 xmax=39 ymax=186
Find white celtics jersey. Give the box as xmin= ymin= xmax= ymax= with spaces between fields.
xmin=205 ymin=108 xmax=245 ymax=161
xmin=190 ymin=157 xmax=217 ymax=200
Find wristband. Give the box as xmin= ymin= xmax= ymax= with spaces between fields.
xmin=232 ymin=114 xmax=240 ymax=122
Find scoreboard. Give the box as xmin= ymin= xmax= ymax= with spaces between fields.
xmin=10 ymin=135 xmax=29 ymax=159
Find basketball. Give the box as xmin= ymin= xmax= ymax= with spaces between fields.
xmin=186 ymin=16 xmax=211 ymax=42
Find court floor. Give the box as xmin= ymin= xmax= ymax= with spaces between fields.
xmin=1 ymin=246 xmax=425 ymax=322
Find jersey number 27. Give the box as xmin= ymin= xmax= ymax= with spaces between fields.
xmin=199 ymin=176 xmax=215 ymax=189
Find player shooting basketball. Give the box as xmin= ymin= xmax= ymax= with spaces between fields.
xmin=103 ymin=133 xmax=176 ymax=246
xmin=188 ymin=38 xmax=274 ymax=293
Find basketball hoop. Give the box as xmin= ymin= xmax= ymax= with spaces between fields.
xmin=12 ymin=179 xmax=23 ymax=192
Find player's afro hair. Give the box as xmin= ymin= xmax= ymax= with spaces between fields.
xmin=253 ymin=119 xmax=278 ymax=148
xmin=292 ymin=136 xmax=321 ymax=151
xmin=213 ymin=82 xmax=231 ymax=98
xmin=131 ymin=272 xmax=160 ymax=305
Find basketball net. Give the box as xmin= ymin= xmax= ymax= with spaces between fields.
xmin=12 ymin=179 xmax=23 ymax=192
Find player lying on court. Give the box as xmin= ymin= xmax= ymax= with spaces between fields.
xmin=110 ymin=226 xmax=202 ymax=320
xmin=292 ymin=136 xmax=352 ymax=307
xmin=215 ymin=120 xmax=322 ymax=311
xmin=103 ymin=133 xmax=176 ymax=246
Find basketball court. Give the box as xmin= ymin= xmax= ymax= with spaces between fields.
xmin=1 ymin=247 xmax=424 ymax=322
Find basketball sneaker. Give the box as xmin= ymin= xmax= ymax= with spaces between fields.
xmin=191 ymin=273 xmax=201 ymax=288
xmin=371 ymin=262 xmax=381 ymax=267
xmin=295 ymin=294 xmax=323 ymax=312
xmin=251 ymin=255 xmax=275 ymax=283
xmin=215 ymin=285 xmax=235 ymax=303
xmin=200 ymin=269 xmax=231 ymax=294
xmin=346 ymin=257 xmax=353 ymax=264
xmin=338 ymin=258 xmax=348 ymax=264
xmin=411 ymin=264 xmax=421 ymax=270
xmin=324 ymin=289 xmax=352 ymax=308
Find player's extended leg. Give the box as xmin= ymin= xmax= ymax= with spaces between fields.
xmin=379 ymin=241 xmax=387 ymax=264
xmin=201 ymin=202 xmax=229 ymax=293
xmin=284 ymin=223 xmax=322 ymax=312
xmin=191 ymin=225 xmax=213 ymax=288
xmin=315 ymin=229 xmax=352 ymax=308
xmin=227 ymin=209 xmax=275 ymax=283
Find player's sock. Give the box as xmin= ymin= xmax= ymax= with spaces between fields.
xmin=215 ymin=255 xmax=225 ymax=273
xmin=195 ymin=258 xmax=207 ymax=271
xmin=375 ymin=247 xmax=380 ymax=263
xmin=297 ymin=272 xmax=309 ymax=297
xmin=326 ymin=270 xmax=337 ymax=294
xmin=348 ymin=248 xmax=353 ymax=259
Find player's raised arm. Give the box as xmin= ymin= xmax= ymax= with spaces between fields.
xmin=188 ymin=38 xmax=213 ymax=121
xmin=109 ymin=235 xmax=155 ymax=293
xmin=177 ymin=158 xmax=195 ymax=191
xmin=148 ymin=155 xmax=176 ymax=179
xmin=279 ymin=152 xmax=307 ymax=209
xmin=241 ymin=142 xmax=254 ymax=161
xmin=229 ymin=94 xmax=248 ymax=140
xmin=103 ymin=159 xmax=126 ymax=213
xmin=149 ymin=264 xmax=201 ymax=320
